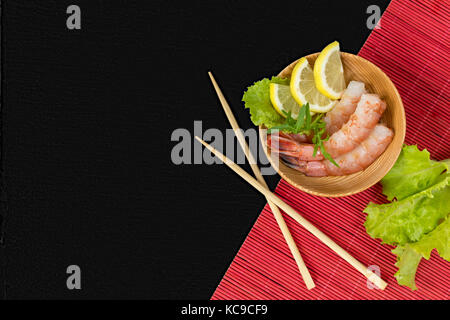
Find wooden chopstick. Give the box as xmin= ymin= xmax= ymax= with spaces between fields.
xmin=208 ymin=72 xmax=315 ymax=290
xmin=195 ymin=136 xmax=388 ymax=290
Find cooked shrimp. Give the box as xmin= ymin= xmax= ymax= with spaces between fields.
xmin=324 ymin=81 xmax=366 ymax=135
xmin=282 ymin=124 xmax=393 ymax=176
xmin=324 ymin=93 xmax=386 ymax=158
xmin=267 ymin=132 xmax=324 ymax=161
xmin=286 ymin=132 xmax=312 ymax=144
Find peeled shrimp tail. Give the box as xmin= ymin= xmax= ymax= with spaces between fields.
xmin=267 ymin=133 xmax=324 ymax=161
xmin=324 ymin=81 xmax=366 ymax=135
xmin=324 ymin=93 xmax=387 ymax=158
xmin=323 ymin=124 xmax=394 ymax=176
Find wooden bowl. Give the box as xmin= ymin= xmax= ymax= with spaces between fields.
xmin=259 ymin=52 xmax=406 ymax=197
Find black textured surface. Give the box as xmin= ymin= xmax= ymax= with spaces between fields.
xmin=0 ymin=0 xmax=389 ymax=299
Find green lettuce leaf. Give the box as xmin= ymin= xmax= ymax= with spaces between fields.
xmin=364 ymin=173 xmax=450 ymax=245
xmin=392 ymin=245 xmax=422 ymax=290
xmin=410 ymin=216 xmax=450 ymax=261
xmin=392 ymin=218 xmax=449 ymax=291
xmin=242 ymin=77 xmax=289 ymax=128
xmin=441 ymin=159 xmax=450 ymax=169
xmin=381 ymin=145 xmax=448 ymax=201
xmin=364 ymin=145 xmax=449 ymax=290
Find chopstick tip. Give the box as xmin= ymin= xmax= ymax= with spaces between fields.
xmin=306 ymin=283 xmax=316 ymax=290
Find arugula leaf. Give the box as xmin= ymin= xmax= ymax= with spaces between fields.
xmin=310 ymin=113 xmax=324 ymax=127
xmin=392 ymin=245 xmax=422 ymax=291
xmin=295 ymin=105 xmax=306 ymax=132
xmin=320 ymin=142 xmax=339 ymax=167
xmin=242 ymin=77 xmax=289 ymax=128
xmin=364 ymin=173 xmax=450 ymax=245
xmin=381 ymin=145 xmax=448 ymax=201
xmin=305 ymin=103 xmax=311 ymax=130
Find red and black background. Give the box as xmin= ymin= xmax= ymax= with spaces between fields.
xmin=3 ymin=0 xmax=442 ymax=301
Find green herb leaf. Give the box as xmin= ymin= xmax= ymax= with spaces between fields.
xmin=243 ymin=78 xmax=338 ymax=166
xmin=268 ymin=103 xmax=338 ymax=166
xmin=305 ymin=103 xmax=311 ymax=130
xmin=313 ymin=144 xmax=319 ymax=158
xmin=295 ymin=106 xmax=306 ymax=131
xmin=320 ymin=142 xmax=339 ymax=167
xmin=311 ymin=113 xmax=323 ymax=127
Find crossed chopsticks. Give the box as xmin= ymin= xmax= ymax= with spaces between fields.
xmin=201 ymin=72 xmax=387 ymax=290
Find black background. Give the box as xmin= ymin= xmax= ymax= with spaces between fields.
xmin=0 ymin=0 xmax=389 ymax=299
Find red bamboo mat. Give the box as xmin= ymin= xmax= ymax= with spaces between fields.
xmin=212 ymin=0 xmax=450 ymax=300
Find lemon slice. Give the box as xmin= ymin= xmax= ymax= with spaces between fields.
xmin=269 ymin=83 xmax=303 ymax=118
xmin=290 ymin=57 xmax=336 ymax=113
xmin=314 ymin=41 xmax=346 ymax=99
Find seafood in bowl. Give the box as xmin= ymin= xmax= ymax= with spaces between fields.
xmin=275 ymin=124 xmax=393 ymax=176
xmin=242 ymin=41 xmax=405 ymax=197
xmin=267 ymin=82 xmax=394 ymax=176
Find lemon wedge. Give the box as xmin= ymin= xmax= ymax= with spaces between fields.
xmin=290 ymin=57 xmax=336 ymax=113
xmin=314 ymin=41 xmax=346 ymax=99
xmin=270 ymin=83 xmax=304 ymax=118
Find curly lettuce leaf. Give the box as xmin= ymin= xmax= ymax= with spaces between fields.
xmin=364 ymin=173 xmax=450 ymax=245
xmin=441 ymin=159 xmax=450 ymax=170
xmin=381 ymin=145 xmax=448 ymax=201
xmin=410 ymin=216 xmax=450 ymax=261
xmin=392 ymin=218 xmax=449 ymax=291
xmin=364 ymin=145 xmax=449 ymax=290
xmin=242 ymin=77 xmax=289 ymax=128
xmin=392 ymin=245 xmax=422 ymax=290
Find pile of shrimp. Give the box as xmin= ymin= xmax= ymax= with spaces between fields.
xmin=267 ymin=81 xmax=394 ymax=177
